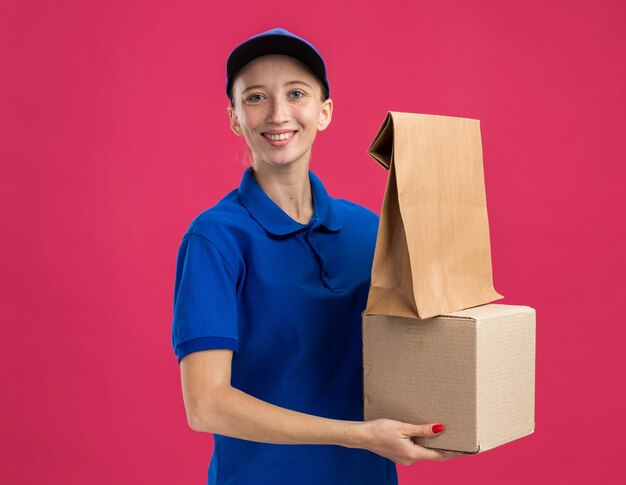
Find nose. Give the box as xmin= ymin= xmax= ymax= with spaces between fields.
xmin=266 ymin=97 xmax=288 ymax=124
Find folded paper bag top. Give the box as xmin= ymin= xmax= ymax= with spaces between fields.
xmin=365 ymin=112 xmax=503 ymax=319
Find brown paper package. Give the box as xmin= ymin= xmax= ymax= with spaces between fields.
xmin=366 ymin=111 xmax=503 ymax=319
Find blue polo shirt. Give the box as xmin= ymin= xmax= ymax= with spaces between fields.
xmin=172 ymin=167 xmax=398 ymax=485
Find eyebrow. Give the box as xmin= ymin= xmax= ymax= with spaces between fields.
xmin=241 ymin=80 xmax=314 ymax=93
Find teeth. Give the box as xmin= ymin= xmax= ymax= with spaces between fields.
xmin=264 ymin=131 xmax=295 ymax=141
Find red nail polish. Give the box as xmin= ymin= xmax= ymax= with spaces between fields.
xmin=432 ymin=424 xmax=444 ymax=434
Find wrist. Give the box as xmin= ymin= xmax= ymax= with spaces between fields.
xmin=341 ymin=421 xmax=369 ymax=449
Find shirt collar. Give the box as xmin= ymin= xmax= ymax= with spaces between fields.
xmin=237 ymin=167 xmax=343 ymax=236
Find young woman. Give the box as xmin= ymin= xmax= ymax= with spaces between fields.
xmin=172 ymin=27 xmax=452 ymax=485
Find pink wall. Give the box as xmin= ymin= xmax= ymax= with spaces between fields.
xmin=2 ymin=1 xmax=624 ymax=483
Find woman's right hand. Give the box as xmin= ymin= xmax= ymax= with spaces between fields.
xmin=350 ymin=418 xmax=459 ymax=465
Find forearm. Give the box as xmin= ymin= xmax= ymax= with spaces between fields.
xmin=187 ymin=384 xmax=363 ymax=448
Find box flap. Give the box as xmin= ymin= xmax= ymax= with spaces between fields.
xmin=442 ymin=303 xmax=535 ymax=321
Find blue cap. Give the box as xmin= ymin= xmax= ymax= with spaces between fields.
xmin=226 ymin=27 xmax=330 ymax=101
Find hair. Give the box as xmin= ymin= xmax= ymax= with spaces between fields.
xmin=238 ymin=140 xmax=254 ymax=167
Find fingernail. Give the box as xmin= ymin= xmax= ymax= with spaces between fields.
xmin=432 ymin=424 xmax=444 ymax=434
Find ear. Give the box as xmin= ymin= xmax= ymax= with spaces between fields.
xmin=228 ymin=105 xmax=243 ymax=136
xmin=317 ymin=98 xmax=333 ymax=132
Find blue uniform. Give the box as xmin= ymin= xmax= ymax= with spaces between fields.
xmin=172 ymin=167 xmax=398 ymax=485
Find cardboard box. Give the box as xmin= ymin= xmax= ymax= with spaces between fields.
xmin=363 ymin=304 xmax=535 ymax=454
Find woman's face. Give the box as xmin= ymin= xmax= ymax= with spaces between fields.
xmin=228 ymin=55 xmax=333 ymax=171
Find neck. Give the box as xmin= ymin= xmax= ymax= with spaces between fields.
xmin=251 ymin=162 xmax=314 ymax=225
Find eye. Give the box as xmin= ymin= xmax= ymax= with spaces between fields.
xmin=289 ymin=90 xmax=305 ymax=99
xmin=246 ymin=94 xmax=265 ymax=103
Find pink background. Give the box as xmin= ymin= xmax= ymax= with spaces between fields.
xmin=2 ymin=1 xmax=624 ymax=483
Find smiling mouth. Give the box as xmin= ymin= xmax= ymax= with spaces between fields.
xmin=262 ymin=131 xmax=296 ymax=141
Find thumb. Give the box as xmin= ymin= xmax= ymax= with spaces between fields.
xmin=404 ymin=422 xmax=445 ymax=438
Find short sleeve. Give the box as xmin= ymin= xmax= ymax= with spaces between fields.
xmin=171 ymin=233 xmax=239 ymax=363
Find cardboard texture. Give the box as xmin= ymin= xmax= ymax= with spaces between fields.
xmin=362 ymin=304 xmax=536 ymax=454
xmin=366 ymin=112 xmax=503 ymax=319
